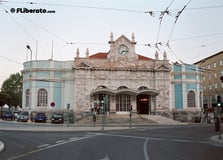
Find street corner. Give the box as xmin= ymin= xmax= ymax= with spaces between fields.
xmin=0 ymin=141 xmax=5 ymax=152
xmin=210 ymin=135 xmax=223 ymax=147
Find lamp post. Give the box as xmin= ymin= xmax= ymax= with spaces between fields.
xmin=218 ymin=76 xmax=223 ymax=139
xmin=217 ymin=95 xmax=221 ymax=139
xmin=26 ymin=45 xmax=32 ymax=111
xmin=26 ymin=45 xmax=32 ymax=61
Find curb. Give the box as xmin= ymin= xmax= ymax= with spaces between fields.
xmin=0 ymin=126 xmax=132 ymax=132
xmin=0 ymin=141 xmax=5 ymax=152
xmin=210 ymin=135 xmax=223 ymax=147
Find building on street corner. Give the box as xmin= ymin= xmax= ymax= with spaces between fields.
xmin=195 ymin=51 xmax=223 ymax=109
xmin=22 ymin=33 xmax=172 ymax=115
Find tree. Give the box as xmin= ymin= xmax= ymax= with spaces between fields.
xmin=1 ymin=72 xmax=22 ymax=107
xmin=0 ymin=92 xmax=12 ymax=107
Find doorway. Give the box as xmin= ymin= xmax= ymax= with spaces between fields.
xmin=137 ymin=94 xmax=150 ymax=114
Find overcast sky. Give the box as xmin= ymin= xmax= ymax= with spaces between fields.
xmin=0 ymin=0 xmax=223 ymax=86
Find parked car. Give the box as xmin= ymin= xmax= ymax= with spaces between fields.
xmin=34 ymin=112 xmax=47 ymax=123
xmin=30 ymin=111 xmax=37 ymax=122
xmin=51 ymin=113 xmax=64 ymax=124
xmin=17 ymin=111 xmax=29 ymax=122
xmin=13 ymin=111 xmax=20 ymax=120
xmin=2 ymin=111 xmax=15 ymax=121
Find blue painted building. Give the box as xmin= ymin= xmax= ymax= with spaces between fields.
xmin=171 ymin=63 xmax=202 ymax=111
xmin=22 ymin=59 xmax=74 ymax=111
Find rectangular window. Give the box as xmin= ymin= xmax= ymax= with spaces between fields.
xmin=209 ymin=74 xmax=211 ymax=80
xmin=208 ymin=64 xmax=211 ymax=69
xmin=209 ymin=85 xmax=212 ymax=90
xmin=25 ymin=89 xmax=30 ymax=106
xmin=215 ymin=83 xmax=217 ymax=88
xmin=214 ymin=63 xmax=216 ymax=68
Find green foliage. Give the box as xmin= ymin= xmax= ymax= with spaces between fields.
xmin=0 ymin=92 xmax=12 ymax=106
xmin=0 ymin=72 xmax=22 ymax=107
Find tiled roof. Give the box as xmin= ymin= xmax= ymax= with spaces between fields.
xmin=137 ymin=54 xmax=153 ymax=60
xmin=89 ymin=52 xmax=153 ymax=60
xmin=89 ymin=52 xmax=108 ymax=59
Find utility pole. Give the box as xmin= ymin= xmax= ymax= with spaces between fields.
xmin=217 ymin=95 xmax=222 ymax=139
xmin=218 ymin=75 xmax=223 ymax=139
xmin=26 ymin=45 xmax=32 ymax=112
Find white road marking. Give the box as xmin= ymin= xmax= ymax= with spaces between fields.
xmin=69 ymin=137 xmax=78 ymax=140
xmin=143 ymin=138 xmax=150 ymax=160
xmin=97 ymin=133 xmax=211 ymax=144
xmin=7 ymin=134 xmax=98 ymax=160
xmin=37 ymin=144 xmax=50 ymax=148
xmin=99 ymin=155 xmax=110 ymax=160
xmin=56 ymin=140 xmax=66 ymax=143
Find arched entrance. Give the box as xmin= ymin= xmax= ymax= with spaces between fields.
xmin=137 ymin=94 xmax=150 ymax=114
xmin=93 ymin=94 xmax=110 ymax=114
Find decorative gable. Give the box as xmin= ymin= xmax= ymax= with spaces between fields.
xmin=75 ymin=61 xmax=91 ymax=68
xmin=156 ymin=64 xmax=171 ymax=71
xmin=116 ymin=35 xmax=131 ymax=44
xmin=107 ymin=33 xmax=138 ymax=61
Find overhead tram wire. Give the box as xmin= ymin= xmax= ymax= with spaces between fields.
xmin=167 ymin=0 xmax=192 ymax=64
xmin=166 ymin=0 xmax=192 ymax=49
xmin=0 ymin=4 xmax=53 ymax=59
xmin=155 ymin=0 xmax=175 ymax=51
xmin=3 ymin=0 xmax=223 ymax=12
xmin=0 ymin=4 xmax=37 ymax=43
xmin=1 ymin=2 xmax=67 ymax=44
xmin=1 ymin=2 xmax=119 ymax=56
xmin=2 ymin=1 xmax=223 ymax=61
xmin=0 ymin=3 xmax=67 ymax=62
xmin=0 ymin=55 xmax=23 ymax=65
xmin=0 ymin=3 xmax=110 ymax=58
xmin=2 ymin=1 xmax=146 ymax=13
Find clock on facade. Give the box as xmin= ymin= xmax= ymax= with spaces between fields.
xmin=118 ymin=44 xmax=129 ymax=55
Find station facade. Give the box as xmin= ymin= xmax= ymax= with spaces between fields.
xmin=22 ymin=33 xmax=199 ymax=114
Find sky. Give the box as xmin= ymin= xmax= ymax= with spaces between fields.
xmin=0 ymin=0 xmax=223 ymax=87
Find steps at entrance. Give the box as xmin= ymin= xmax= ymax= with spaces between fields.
xmin=75 ymin=114 xmax=156 ymax=125
xmin=141 ymin=115 xmax=184 ymax=125
xmin=75 ymin=114 xmax=185 ymax=125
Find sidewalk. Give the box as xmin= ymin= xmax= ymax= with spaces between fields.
xmin=0 ymin=124 xmax=131 ymax=132
xmin=210 ymin=134 xmax=223 ymax=147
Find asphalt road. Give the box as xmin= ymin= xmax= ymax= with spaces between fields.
xmin=0 ymin=124 xmax=222 ymax=160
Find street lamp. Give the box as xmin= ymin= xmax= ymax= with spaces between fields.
xmin=26 ymin=45 xmax=32 ymax=111
xmin=26 ymin=45 xmax=32 ymax=61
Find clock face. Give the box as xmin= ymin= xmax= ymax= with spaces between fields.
xmin=118 ymin=44 xmax=129 ymax=55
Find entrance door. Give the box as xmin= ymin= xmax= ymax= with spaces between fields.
xmin=93 ymin=94 xmax=110 ymax=114
xmin=137 ymin=94 xmax=149 ymax=114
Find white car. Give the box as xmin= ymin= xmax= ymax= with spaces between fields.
xmin=17 ymin=111 xmax=29 ymax=122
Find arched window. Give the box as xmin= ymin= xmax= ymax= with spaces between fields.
xmin=187 ymin=90 xmax=195 ymax=107
xmin=117 ymin=86 xmax=128 ymax=90
xmin=37 ymin=88 xmax=48 ymax=107
xmin=96 ymin=85 xmax=107 ymax=89
xmin=25 ymin=89 xmax=30 ymax=107
xmin=138 ymin=86 xmax=149 ymax=90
